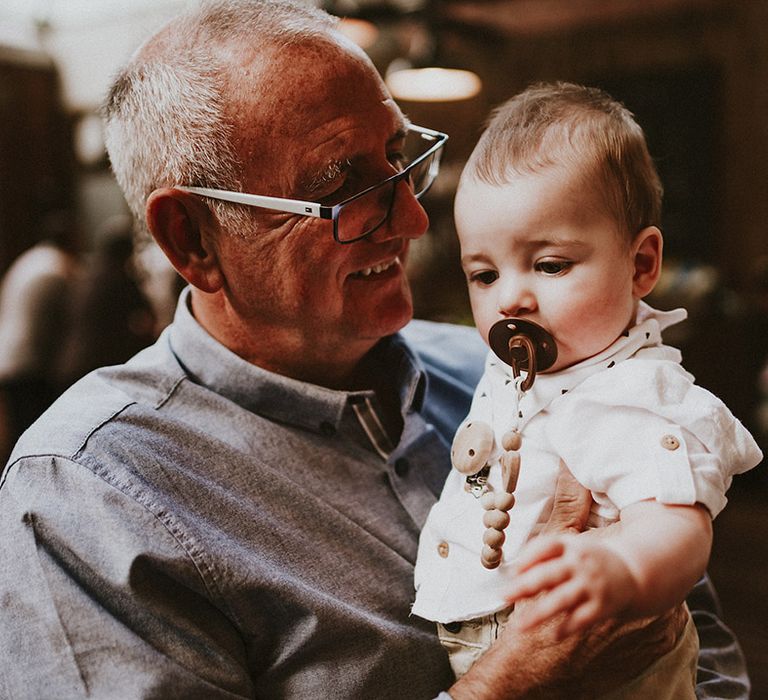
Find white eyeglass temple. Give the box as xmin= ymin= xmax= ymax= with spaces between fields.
xmin=176 ymin=186 xmax=324 ymax=218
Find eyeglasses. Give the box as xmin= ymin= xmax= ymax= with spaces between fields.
xmin=177 ymin=124 xmax=448 ymax=244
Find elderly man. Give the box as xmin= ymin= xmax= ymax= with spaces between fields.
xmin=0 ymin=1 xmax=748 ymax=698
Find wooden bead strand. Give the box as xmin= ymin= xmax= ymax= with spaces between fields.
xmin=481 ymin=426 xmax=523 ymax=569
xmin=478 ymin=318 xmax=556 ymax=570
xmin=501 ymin=428 xmax=522 ymax=452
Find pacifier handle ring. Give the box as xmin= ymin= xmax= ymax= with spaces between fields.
xmin=509 ymin=335 xmax=537 ymax=392
xmin=488 ymin=318 xmax=557 ymax=378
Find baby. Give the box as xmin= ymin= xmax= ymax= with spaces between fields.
xmin=413 ymin=82 xmax=762 ymax=696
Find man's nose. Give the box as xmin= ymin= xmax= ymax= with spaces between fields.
xmin=497 ymin=278 xmax=536 ymax=317
xmin=369 ymin=179 xmax=428 ymax=243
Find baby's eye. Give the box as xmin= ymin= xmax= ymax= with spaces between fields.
xmin=535 ymin=259 xmax=572 ymax=275
xmin=469 ymin=270 xmax=499 ymax=286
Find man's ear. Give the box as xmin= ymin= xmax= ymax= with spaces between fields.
xmin=145 ymin=188 xmax=224 ymax=293
xmin=631 ymin=225 xmax=663 ymax=299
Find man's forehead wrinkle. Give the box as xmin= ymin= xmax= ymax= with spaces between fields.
xmin=220 ymin=35 xmax=408 ymax=196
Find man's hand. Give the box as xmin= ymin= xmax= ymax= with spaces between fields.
xmin=539 ymin=464 xmax=592 ymax=536
xmin=448 ymin=465 xmax=687 ymax=699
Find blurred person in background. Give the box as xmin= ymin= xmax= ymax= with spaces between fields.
xmin=57 ymin=214 xmax=156 ymax=387
xmin=0 ymin=210 xmax=79 ymax=462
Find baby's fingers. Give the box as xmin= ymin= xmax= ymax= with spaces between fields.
xmin=513 ymin=579 xmax=587 ymax=632
xmin=513 ymin=535 xmax=569 ymax=574
xmin=506 ymin=556 xmax=571 ymax=604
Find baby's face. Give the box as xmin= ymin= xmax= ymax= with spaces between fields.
xmin=455 ymin=166 xmax=640 ymax=373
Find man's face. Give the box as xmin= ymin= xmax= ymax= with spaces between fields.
xmin=207 ymin=39 xmax=428 ymax=378
xmin=455 ymin=166 xmax=638 ymax=373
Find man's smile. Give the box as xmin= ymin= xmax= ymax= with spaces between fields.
xmin=351 ymin=256 xmax=399 ymax=279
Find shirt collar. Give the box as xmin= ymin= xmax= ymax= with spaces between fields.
xmin=168 ymin=288 xmax=426 ymax=435
xmin=487 ymin=302 xmax=687 ymax=428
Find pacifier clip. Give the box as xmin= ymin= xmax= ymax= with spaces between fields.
xmin=450 ymin=319 xmax=557 ymax=570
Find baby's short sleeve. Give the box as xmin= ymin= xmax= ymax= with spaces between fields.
xmin=545 ymin=359 xmax=762 ymax=518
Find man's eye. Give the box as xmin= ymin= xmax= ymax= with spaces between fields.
xmin=469 ymin=270 xmax=499 ymax=285
xmin=311 ymin=159 xmax=356 ymax=204
xmin=388 ymin=151 xmax=407 ymax=172
xmin=535 ymin=260 xmax=572 ymax=275
xmin=319 ymin=174 xmax=361 ymax=205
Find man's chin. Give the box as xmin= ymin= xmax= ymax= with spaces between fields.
xmin=359 ymin=300 xmax=414 ymax=342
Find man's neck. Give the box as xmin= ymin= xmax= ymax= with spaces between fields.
xmin=193 ymin=290 xmax=406 ymax=443
xmin=190 ymin=290 xmax=379 ymax=390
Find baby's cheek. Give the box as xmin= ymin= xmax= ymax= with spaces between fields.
xmin=469 ymin=299 xmax=493 ymax=341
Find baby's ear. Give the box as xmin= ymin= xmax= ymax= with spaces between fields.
xmin=632 ymin=226 xmax=663 ymax=298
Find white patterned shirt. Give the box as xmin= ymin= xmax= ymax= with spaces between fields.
xmin=413 ymin=303 xmax=762 ymax=623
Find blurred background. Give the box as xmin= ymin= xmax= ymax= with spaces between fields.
xmin=0 ymin=0 xmax=766 ymax=693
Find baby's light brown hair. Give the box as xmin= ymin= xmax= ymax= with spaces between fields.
xmin=464 ymin=82 xmax=663 ymax=239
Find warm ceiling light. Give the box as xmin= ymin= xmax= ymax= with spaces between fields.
xmin=386 ymin=67 xmax=482 ymax=102
xmin=337 ymin=17 xmax=379 ymax=50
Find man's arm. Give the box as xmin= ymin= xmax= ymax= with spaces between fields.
xmin=688 ymin=574 xmax=751 ymax=699
xmin=446 ymin=468 xmax=748 ymax=699
xmin=0 ymin=456 xmax=253 ymax=699
xmin=450 ymin=605 xmax=690 ymax=700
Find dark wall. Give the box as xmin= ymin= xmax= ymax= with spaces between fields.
xmin=0 ymin=46 xmax=75 ymax=271
xmin=430 ymin=0 xmax=768 ymax=289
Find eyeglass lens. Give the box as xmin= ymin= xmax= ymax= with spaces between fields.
xmin=336 ymin=137 xmax=441 ymax=242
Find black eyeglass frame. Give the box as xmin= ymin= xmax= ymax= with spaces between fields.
xmin=176 ymin=124 xmax=448 ymax=244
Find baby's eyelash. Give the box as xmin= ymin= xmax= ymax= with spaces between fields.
xmin=535 ymin=260 xmax=573 ymax=274
xmin=469 ymin=270 xmax=499 ymax=285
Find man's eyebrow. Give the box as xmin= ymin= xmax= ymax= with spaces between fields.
xmin=304 ymin=158 xmax=350 ymax=195
xmin=301 ymin=122 xmax=411 ymax=195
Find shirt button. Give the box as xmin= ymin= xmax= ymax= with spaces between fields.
xmin=661 ymin=434 xmax=680 ymax=450
xmin=437 ymin=541 xmax=449 ymax=558
xmin=319 ymin=421 xmax=336 ymax=437
xmin=394 ymin=458 xmax=409 ymax=477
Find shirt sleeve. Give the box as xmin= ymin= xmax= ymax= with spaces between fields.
xmin=687 ymin=575 xmax=750 ymax=698
xmin=0 ymin=455 xmax=253 ymax=699
xmin=545 ymin=359 xmax=762 ymax=517
xmin=402 ymin=320 xmax=487 ymax=442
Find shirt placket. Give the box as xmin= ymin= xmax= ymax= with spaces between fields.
xmin=349 ymin=394 xmax=395 ymax=460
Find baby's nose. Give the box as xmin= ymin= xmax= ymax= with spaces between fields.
xmin=497 ymin=280 xmax=536 ymax=317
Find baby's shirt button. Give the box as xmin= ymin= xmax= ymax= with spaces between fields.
xmin=660 ymin=434 xmax=680 ymax=451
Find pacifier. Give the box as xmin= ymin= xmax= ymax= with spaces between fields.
xmin=452 ymin=319 xmax=558 ymax=569
xmin=488 ymin=318 xmax=558 ymax=390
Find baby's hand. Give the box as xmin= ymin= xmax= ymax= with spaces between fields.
xmin=506 ymin=533 xmax=639 ymax=639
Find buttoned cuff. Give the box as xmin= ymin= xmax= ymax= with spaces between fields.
xmin=606 ymin=426 xmax=729 ymax=518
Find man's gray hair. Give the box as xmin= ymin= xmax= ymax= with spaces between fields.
xmin=102 ymin=0 xmax=337 ymax=243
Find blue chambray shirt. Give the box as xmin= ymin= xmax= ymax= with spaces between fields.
xmin=0 ymin=288 xmax=749 ymax=699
